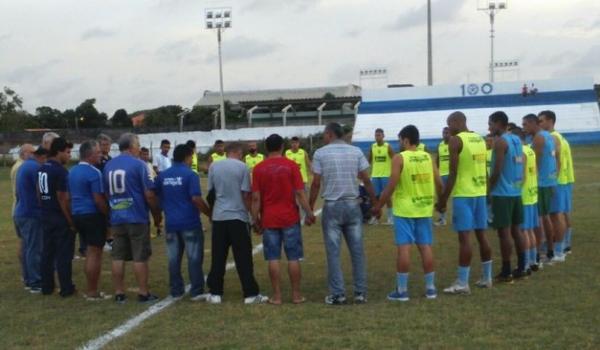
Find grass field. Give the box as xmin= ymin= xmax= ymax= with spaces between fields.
xmin=1 ymin=146 xmax=599 ymax=349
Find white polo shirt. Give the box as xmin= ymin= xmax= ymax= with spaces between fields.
xmin=153 ymin=153 xmax=172 ymax=173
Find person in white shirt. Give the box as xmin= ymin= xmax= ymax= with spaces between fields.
xmin=153 ymin=139 xmax=172 ymax=173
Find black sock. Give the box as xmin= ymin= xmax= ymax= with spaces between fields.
xmin=517 ymin=253 xmax=526 ymax=271
xmin=502 ymin=261 xmax=511 ymax=275
xmin=547 ymin=250 xmax=554 ymax=259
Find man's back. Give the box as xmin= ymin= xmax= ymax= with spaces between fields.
xmin=14 ymin=159 xmax=41 ymax=218
xmin=156 ymin=163 xmax=201 ymax=232
xmin=209 ymin=158 xmax=250 ymax=222
xmin=103 ymin=154 xmax=153 ymax=225
xmin=313 ymin=141 xmax=369 ymax=201
xmin=39 ymin=160 xmax=69 ymax=217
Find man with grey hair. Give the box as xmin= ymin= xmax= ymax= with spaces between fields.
xmin=42 ymin=132 xmax=59 ymax=150
xmin=309 ymin=122 xmax=378 ymax=305
xmin=69 ymin=140 xmax=110 ymax=300
xmin=97 ymin=133 xmax=113 ymax=172
xmin=103 ymin=133 xmax=162 ymax=303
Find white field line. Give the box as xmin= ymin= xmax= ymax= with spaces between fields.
xmin=80 ymin=208 xmax=322 ymax=350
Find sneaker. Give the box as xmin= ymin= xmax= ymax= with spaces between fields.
xmin=387 ymin=289 xmax=409 ymax=302
xmin=244 ymin=294 xmax=268 ymax=305
xmin=354 ymin=293 xmax=368 ymax=304
xmin=103 ymin=241 xmax=113 ymax=252
xmin=384 ymin=218 xmax=393 ymax=226
xmin=207 ymin=294 xmax=222 ymax=304
xmin=29 ymin=287 xmax=42 ymax=294
xmin=530 ymin=263 xmax=540 ymax=272
xmin=115 ymin=293 xmax=127 ymax=304
xmin=564 ymin=247 xmax=572 ymax=255
xmin=367 ymin=217 xmax=378 ymax=225
xmin=425 ymin=288 xmax=438 ymax=299
xmin=324 ymin=294 xmax=347 ymax=305
xmin=495 ymin=273 xmax=514 ymax=284
xmin=190 ymin=293 xmax=211 ymax=302
xmin=433 ymin=218 xmax=447 ymax=227
xmin=512 ymin=269 xmax=528 ymax=280
xmin=475 ymin=278 xmax=493 ymax=288
xmin=85 ymin=292 xmax=112 ymax=301
xmin=24 ymin=286 xmax=31 ymax=291
xmin=443 ymin=281 xmax=471 ymax=295
xmin=138 ymin=293 xmax=160 ymax=304
xmin=550 ymin=255 xmax=565 ymax=264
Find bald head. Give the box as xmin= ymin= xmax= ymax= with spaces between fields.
xmin=447 ymin=111 xmax=467 ymax=135
xmin=19 ymin=144 xmax=35 ymax=160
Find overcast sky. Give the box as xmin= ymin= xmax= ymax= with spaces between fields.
xmin=1 ymin=0 xmax=599 ymax=115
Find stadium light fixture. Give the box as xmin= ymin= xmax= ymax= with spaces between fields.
xmin=205 ymin=7 xmax=232 ymax=129
xmin=317 ymin=102 xmax=327 ymax=125
xmin=427 ymin=0 xmax=433 ymax=86
xmin=282 ymin=104 xmax=293 ymax=127
xmin=247 ymin=105 xmax=259 ymax=128
xmin=478 ymin=1 xmax=508 ymax=83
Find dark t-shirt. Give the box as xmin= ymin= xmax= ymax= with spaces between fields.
xmin=96 ymin=154 xmax=112 ymax=172
xmin=39 ymin=159 xmax=69 ymax=216
xmin=252 ymin=157 xmax=304 ymax=229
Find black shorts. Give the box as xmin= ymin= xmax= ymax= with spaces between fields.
xmin=73 ymin=213 xmax=107 ymax=248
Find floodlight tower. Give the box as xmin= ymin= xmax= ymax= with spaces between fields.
xmin=427 ymin=0 xmax=433 ymax=86
xmin=478 ymin=1 xmax=507 ymax=83
xmin=205 ymin=7 xmax=232 ymax=129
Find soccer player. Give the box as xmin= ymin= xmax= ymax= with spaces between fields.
xmin=251 ymin=134 xmax=316 ymax=305
xmin=104 ymin=133 xmax=162 ymax=304
xmin=368 ymin=128 xmax=394 ymax=225
xmin=207 ymin=140 xmax=226 ymax=168
xmin=373 ymin=125 xmax=443 ymax=301
xmin=186 ymin=140 xmax=200 ymax=174
xmin=522 ymin=113 xmax=559 ymax=264
xmin=69 ymin=140 xmax=110 ymax=300
xmin=437 ymin=112 xmax=493 ymax=294
xmin=153 ymin=139 xmax=172 ymax=174
xmin=488 ymin=111 xmax=526 ymax=282
xmin=539 ymin=110 xmax=573 ymax=258
xmin=14 ymin=146 xmax=46 ymax=293
xmin=97 ymin=134 xmax=113 ymax=172
xmin=285 ymin=137 xmax=312 ymax=187
xmin=309 ymin=123 xmax=378 ymax=305
xmin=435 ymin=127 xmax=450 ymax=226
xmin=155 ymin=144 xmax=212 ymax=300
xmin=38 ymin=137 xmax=76 ymax=297
xmin=206 ymin=142 xmax=267 ymax=305
xmin=244 ymin=141 xmax=264 ymax=174
xmin=140 ymin=147 xmax=157 ymax=180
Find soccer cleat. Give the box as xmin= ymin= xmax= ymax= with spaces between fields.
xmin=475 ymin=278 xmax=493 ymax=289
xmin=564 ymin=247 xmax=572 ymax=255
xmin=368 ymin=217 xmax=378 ymax=225
xmin=244 ymin=294 xmax=269 ymax=305
xmin=443 ymin=281 xmax=471 ymax=295
xmin=550 ymin=255 xmax=565 ymax=264
xmin=354 ymin=293 xmax=368 ymax=304
xmin=384 ymin=218 xmax=393 ymax=226
xmin=433 ymin=218 xmax=447 ymax=227
xmin=190 ymin=293 xmax=211 ymax=302
xmin=29 ymin=287 xmax=42 ymax=294
xmin=387 ymin=289 xmax=410 ymax=302
xmin=425 ymin=288 xmax=438 ymax=299
xmin=325 ymin=294 xmax=347 ymax=305
xmin=512 ymin=269 xmax=529 ymax=280
xmin=495 ymin=273 xmax=514 ymax=284
xmin=115 ymin=294 xmax=127 ymax=304
xmin=530 ymin=263 xmax=540 ymax=272
xmin=138 ymin=293 xmax=159 ymax=304
xmin=207 ymin=295 xmax=222 ymax=304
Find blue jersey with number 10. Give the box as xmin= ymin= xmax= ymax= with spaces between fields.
xmin=103 ymin=154 xmax=154 ymax=225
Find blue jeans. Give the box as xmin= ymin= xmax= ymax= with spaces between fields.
xmin=40 ymin=216 xmax=76 ymax=296
xmin=321 ymin=200 xmax=367 ymax=296
xmin=13 ymin=216 xmax=43 ymax=288
xmin=166 ymin=228 xmax=205 ymax=297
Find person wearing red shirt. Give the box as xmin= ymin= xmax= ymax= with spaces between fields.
xmin=251 ymin=134 xmax=316 ymax=305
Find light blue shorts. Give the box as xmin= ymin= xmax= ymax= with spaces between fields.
xmin=394 ymin=217 xmax=433 ymax=245
xmin=452 ymin=196 xmax=488 ymax=232
xmin=550 ymin=184 xmax=570 ymax=214
xmin=372 ymin=177 xmax=389 ymax=197
xmin=521 ymin=204 xmax=540 ymax=230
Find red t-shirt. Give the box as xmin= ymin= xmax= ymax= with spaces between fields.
xmin=252 ymin=156 xmax=304 ymax=229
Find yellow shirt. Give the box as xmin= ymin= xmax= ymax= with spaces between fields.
xmin=191 ymin=153 xmax=199 ymax=174
xmin=438 ymin=141 xmax=449 ymax=176
xmin=453 ymin=132 xmax=487 ymax=197
xmin=551 ymin=131 xmax=575 ymax=185
xmin=285 ymin=149 xmax=309 ymax=183
xmin=522 ymin=145 xmax=538 ymax=205
xmin=393 ymin=150 xmax=435 ymax=218
xmin=245 ymin=153 xmax=265 ymax=172
xmin=371 ymin=142 xmax=392 ymax=178
xmin=211 ymin=152 xmax=226 ymax=163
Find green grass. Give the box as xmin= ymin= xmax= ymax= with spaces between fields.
xmin=1 ymin=147 xmax=600 ymax=349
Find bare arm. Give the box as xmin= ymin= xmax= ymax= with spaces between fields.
xmin=93 ymin=193 xmax=109 ymax=216
xmin=388 ymin=144 xmax=395 ymax=159
xmin=367 ymin=148 xmax=373 ymax=165
xmin=242 ymin=191 xmax=252 ymax=212
xmin=192 ymin=195 xmax=211 ymax=217
xmin=533 ymin=134 xmax=544 ymax=169
xmin=309 ymin=173 xmax=321 ymax=211
xmin=489 ymin=137 xmax=507 ymax=192
xmin=374 ymin=154 xmax=402 ymax=212
xmin=437 ymin=136 xmax=461 ymax=211
xmin=432 ymin=158 xmax=443 ymax=199
xmin=358 ymin=170 xmax=378 ymax=209
xmin=57 ymin=191 xmax=75 ymax=229
xmin=552 ymin=134 xmax=561 ymax=176
xmin=304 ymin=152 xmax=312 ymax=177
xmin=522 ymin=152 xmax=528 ymax=185
xmin=145 ymin=190 xmax=162 ymax=227
xmin=251 ymin=191 xmax=261 ymax=231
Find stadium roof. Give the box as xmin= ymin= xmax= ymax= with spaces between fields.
xmin=195 ymin=84 xmax=361 ymax=107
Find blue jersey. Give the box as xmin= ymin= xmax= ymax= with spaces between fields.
xmin=103 ymin=154 xmax=154 ymax=225
xmin=69 ymin=162 xmax=104 ymax=215
xmin=155 ymin=163 xmax=202 ymax=232
xmin=38 ymin=160 xmax=69 ymax=216
xmin=491 ymin=133 xmax=524 ymax=197
xmin=14 ymin=158 xmax=41 ymax=218
xmin=537 ymin=130 xmax=558 ymax=187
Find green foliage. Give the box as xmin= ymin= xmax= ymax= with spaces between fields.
xmin=143 ymin=105 xmax=184 ymax=127
xmin=111 ymin=108 xmax=132 ymax=128
xmin=75 ymin=98 xmax=107 ymax=128
xmin=185 ymin=105 xmax=215 ymax=131
xmin=35 ymin=106 xmax=67 ymax=129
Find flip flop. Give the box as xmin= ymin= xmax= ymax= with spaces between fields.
xmin=267 ymin=298 xmax=282 ymax=305
xmin=292 ymin=297 xmax=307 ymax=304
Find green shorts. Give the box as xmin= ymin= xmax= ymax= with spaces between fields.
xmin=111 ymin=224 xmax=152 ymax=262
xmin=491 ymin=196 xmax=523 ymax=228
xmin=537 ymin=186 xmax=554 ymax=216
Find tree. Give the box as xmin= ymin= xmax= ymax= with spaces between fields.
xmin=143 ymin=105 xmax=184 ymax=127
xmin=111 ymin=108 xmax=131 ymax=128
xmin=186 ymin=105 xmax=217 ymax=131
xmin=75 ymin=98 xmax=107 ymax=128
xmin=35 ymin=106 xmax=65 ymax=129
xmin=0 ymin=87 xmax=38 ymax=131
xmin=0 ymin=87 xmax=23 ymax=114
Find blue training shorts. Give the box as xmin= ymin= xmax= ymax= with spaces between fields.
xmin=521 ymin=203 xmax=540 ymax=230
xmin=393 ymin=216 xmax=433 ymax=245
xmin=452 ymin=196 xmax=488 ymax=232
xmin=550 ymin=184 xmax=570 ymax=214
xmin=372 ymin=177 xmax=389 ymax=197
xmin=441 ymin=175 xmax=449 ymax=188
xmin=263 ymin=223 xmax=303 ymax=261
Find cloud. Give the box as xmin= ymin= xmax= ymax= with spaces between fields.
xmin=386 ymin=0 xmax=467 ymax=31
xmin=155 ymin=38 xmax=202 ymax=63
xmin=554 ymin=45 xmax=600 ymax=78
xmin=242 ymin=0 xmax=320 ymax=12
xmin=81 ymin=27 xmax=116 ymax=41
xmin=204 ymin=36 xmax=279 ymax=63
xmin=2 ymin=59 xmax=62 ymax=83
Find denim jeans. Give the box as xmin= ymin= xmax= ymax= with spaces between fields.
xmin=166 ymin=228 xmax=205 ymax=297
xmin=321 ymin=200 xmax=367 ymax=296
xmin=13 ymin=216 xmax=43 ymax=288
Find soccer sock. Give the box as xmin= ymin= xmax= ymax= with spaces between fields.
xmin=387 ymin=208 xmax=393 ymax=221
xmin=517 ymin=253 xmax=526 ymax=272
xmin=458 ymin=266 xmax=470 ymax=286
xmin=481 ymin=260 xmax=492 ymax=281
xmin=502 ymin=261 xmax=511 ymax=276
xmin=397 ymin=273 xmax=409 ymax=292
xmin=565 ymin=228 xmax=572 ymax=248
xmin=555 ymin=241 xmax=563 ymax=257
xmin=440 ymin=212 xmax=446 ymax=221
xmin=540 ymin=240 xmax=547 ymax=253
xmin=547 ymin=249 xmax=554 ymax=259
xmin=523 ymin=251 xmax=530 ymax=270
xmin=424 ymin=272 xmax=435 ymax=290
xmin=530 ymin=248 xmax=537 ymax=265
